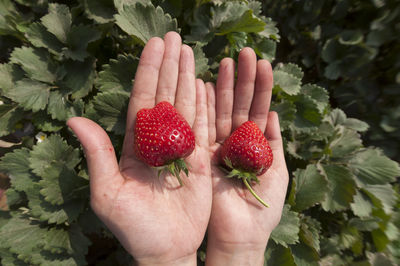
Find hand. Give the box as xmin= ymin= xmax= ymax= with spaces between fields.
xmin=67 ymin=32 xmax=212 ymax=266
xmin=205 ymin=48 xmax=289 ymax=265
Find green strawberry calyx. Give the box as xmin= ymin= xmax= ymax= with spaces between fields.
xmin=222 ymin=157 xmax=270 ymax=208
xmin=153 ymin=158 xmax=189 ymax=186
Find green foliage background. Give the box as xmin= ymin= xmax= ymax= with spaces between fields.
xmin=0 ymin=0 xmax=399 ymax=265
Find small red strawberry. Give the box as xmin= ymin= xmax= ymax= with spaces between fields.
xmin=220 ymin=121 xmax=273 ymax=207
xmin=134 ymin=101 xmax=195 ymax=185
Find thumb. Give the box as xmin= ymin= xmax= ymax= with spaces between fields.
xmin=67 ymin=117 xmax=124 ymax=205
xmin=265 ymin=111 xmax=287 ymax=171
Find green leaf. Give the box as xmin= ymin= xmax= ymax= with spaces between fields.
xmin=292 ymin=164 xmax=328 ymax=212
xmin=248 ymin=1 xmax=262 ymax=15
xmin=83 ymin=0 xmax=116 ymax=23
xmin=115 ymin=2 xmax=178 ymax=45
xmin=0 ymin=148 xmax=38 ymax=192
xmin=343 ymin=118 xmax=369 ymax=132
xmin=318 ymin=255 xmax=348 ymax=266
xmin=39 ymin=164 xmax=88 ymax=205
xmin=97 ymin=54 xmax=138 ymax=95
xmin=159 ymin=0 xmax=183 ymax=18
xmin=270 ymin=100 xmax=296 ymax=129
xmin=61 ymin=58 xmax=96 ymax=99
xmin=62 ymin=25 xmax=101 ymax=61
xmin=350 ymin=190 xmax=373 ymax=218
xmin=68 ymin=225 xmax=91 ymax=257
xmin=371 ymin=228 xmax=390 ymax=252
xmin=43 ymin=227 xmax=71 ymax=254
xmin=0 ymin=63 xmax=24 ymax=94
xmin=209 ymin=2 xmax=265 ymax=35
xmin=363 ymin=184 xmax=396 ymax=215
xmin=6 ymin=79 xmax=51 ymax=112
xmin=324 ymin=61 xmax=341 ymax=80
xmin=193 ymin=43 xmax=209 ymax=77
xmin=301 ymin=84 xmax=329 ymax=113
xmin=0 ymin=249 xmax=27 ymax=266
xmin=273 ymin=70 xmax=301 ymax=95
xmin=10 ymin=47 xmax=60 ymax=83
xmin=25 ymin=23 xmax=64 ymax=56
xmin=339 ymin=30 xmax=364 ymax=45
xmin=0 ymin=213 xmax=89 ymax=265
xmin=0 ymin=214 xmax=46 ymax=263
xmin=259 ymin=17 xmax=280 ymax=40
xmin=213 ymin=3 xmax=265 ymax=35
xmin=340 ymin=226 xmax=361 ymax=249
xmin=349 ymin=217 xmax=381 ymax=231
xmin=290 ymin=242 xmax=319 ymax=266
xmin=276 ymin=63 xmax=304 ymax=80
xmin=293 ymin=94 xmax=322 ymax=131
xmin=27 ymin=183 xmax=85 ymax=224
xmin=185 ymin=5 xmax=213 ymax=42
xmin=227 ymin=32 xmax=248 ymax=54
xmin=41 ymin=3 xmax=72 ymax=44
xmin=264 ymin=241 xmax=295 ymax=266
xmin=321 ymin=39 xmax=346 ymax=63
xmin=5 ymin=189 xmax=25 ymax=208
xmin=88 ymin=92 xmax=129 ymax=135
xmin=326 ymin=109 xmax=347 ymax=127
xmin=12 ymin=0 xmax=48 ymax=8
xmin=319 ymin=235 xmax=342 ymax=259
xmin=330 ymin=128 xmax=362 ymax=158
xmin=43 ymin=225 xmax=91 ymax=258
xmin=47 ymin=91 xmax=84 ymax=121
xmin=349 ymin=149 xmax=400 ymax=186
xmin=271 ymin=204 xmax=300 ymax=247
xmin=367 ymin=252 xmax=396 ymax=266
xmin=0 ymin=103 xmax=24 ymax=137
xmin=114 ymin=0 xmax=150 ymax=12
xmin=32 ymin=111 xmax=65 ymax=132
xmin=0 ymin=211 xmax=11 ymax=228
xmin=29 ymin=134 xmax=80 ymax=177
xmin=0 ymin=0 xmax=25 ymax=37
xmin=299 ymin=215 xmax=321 ymax=253
xmin=253 ymin=37 xmax=276 ymax=61
xmin=321 ymin=164 xmax=356 ymax=212
xmin=32 ymin=251 xmax=84 ymax=266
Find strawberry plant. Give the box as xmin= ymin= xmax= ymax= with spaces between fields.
xmin=0 ymin=0 xmax=399 ymax=265
xmin=264 ymin=0 xmax=400 ymax=162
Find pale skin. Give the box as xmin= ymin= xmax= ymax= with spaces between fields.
xmin=67 ymin=32 xmax=288 ymax=266
xmin=205 ymin=48 xmax=289 ymax=266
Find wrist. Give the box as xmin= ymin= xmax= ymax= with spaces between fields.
xmin=205 ymin=239 xmax=269 ymax=266
xmin=135 ymin=252 xmax=197 ymax=266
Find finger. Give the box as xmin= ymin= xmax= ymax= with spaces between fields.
xmin=67 ymin=117 xmax=124 ymax=206
xmin=216 ymin=58 xmax=235 ymax=142
xmin=206 ymin=82 xmax=216 ymax=146
xmin=259 ymin=112 xmax=288 ymax=210
xmin=232 ymin=47 xmax=257 ymax=130
xmin=193 ymin=79 xmax=209 ymax=148
xmin=122 ymin=37 xmax=165 ymax=159
xmin=156 ymin=31 xmax=182 ymax=104
xmin=265 ymin=111 xmax=287 ymax=171
xmin=249 ymin=60 xmax=273 ymax=132
xmin=174 ymin=44 xmax=196 ymax=126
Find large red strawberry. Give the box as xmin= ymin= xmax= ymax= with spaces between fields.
xmin=220 ymin=121 xmax=273 ymax=207
xmin=134 ymin=101 xmax=195 ymax=185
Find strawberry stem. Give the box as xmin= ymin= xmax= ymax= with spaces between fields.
xmin=155 ymin=158 xmax=188 ymax=186
xmin=242 ymin=178 xmax=270 ymax=208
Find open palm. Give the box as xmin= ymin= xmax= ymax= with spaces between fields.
xmin=67 ymin=32 xmax=212 ymax=265
xmin=205 ymin=48 xmax=289 ymax=263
